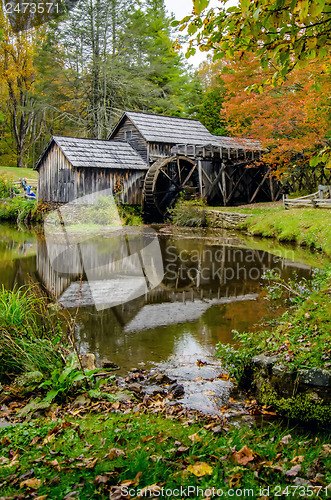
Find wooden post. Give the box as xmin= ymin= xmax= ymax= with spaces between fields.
xmin=198 ymin=159 xmax=203 ymax=198
xmin=283 ymin=194 xmax=289 ymax=209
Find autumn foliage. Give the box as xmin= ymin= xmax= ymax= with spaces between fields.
xmin=213 ymin=54 xmax=331 ymax=178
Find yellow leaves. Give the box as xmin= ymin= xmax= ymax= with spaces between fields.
xmin=20 ymin=478 xmax=43 ymax=489
xmin=187 ymin=461 xmax=213 ymax=477
xmin=193 ymin=0 xmax=210 ymax=16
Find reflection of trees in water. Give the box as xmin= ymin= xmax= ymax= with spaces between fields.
xmin=34 ymin=232 xmax=314 ymax=371
xmin=37 ymin=232 xmax=312 ymax=308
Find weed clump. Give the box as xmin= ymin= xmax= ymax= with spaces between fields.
xmin=170 ymin=198 xmax=209 ymax=227
xmin=0 ymin=286 xmax=65 ymax=381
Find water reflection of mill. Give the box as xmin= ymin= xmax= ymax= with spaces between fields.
xmin=36 ymin=233 xmax=312 ymax=333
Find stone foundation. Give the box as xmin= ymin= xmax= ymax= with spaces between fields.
xmin=243 ymin=354 xmax=331 ymax=424
xmin=206 ymin=210 xmax=252 ymax=229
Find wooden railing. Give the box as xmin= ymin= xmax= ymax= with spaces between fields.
xmin=11 ymin=178 xmax=38 ymax=198
xmin=283 ymin=185 xmax=331 ymax=209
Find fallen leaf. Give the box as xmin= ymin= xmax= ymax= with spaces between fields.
xmin=48 ymin=459 xmax=61 ymax=471
xmin=285 ymin=464 xmax=301 ymax=477
xmin=35 ymin=496 xmax=48 ymax=500
xmin=134 ymin=471 xmax=143 ymax=486
xmin=120 ymin=479 xmax=135 ymax=487
xmin=94 ymin=474 xmax=111 ymax=485
xmin=142 ymin=435 xmax=154 ymax=443
xmin=321 ymin=444 xmax=331 ymax=457
xmin=228 ymin=472 xmax=242 ymax=487
xmin=20 ymin=478 xmax=42 ymax=489
xmin=86 ymin=457 xmax=98 ymax=469
xmin=137 ymin=484 xmax=161 ymax=497
xmin=188 ymin=433 xmax=202 ymax=443
xmin=107 ymin=448 xmax=126 ymax=460
xmin=217 ymin=373 xmax=230 ymax=380
xmin=290 ymin=456 xmax=305 ymax=464
xmin=280 ymin=434 xmax=292 ymax=445
xmin=231 ymin=445 xmax=255 ymax=465
xmin=187 ymin=462 xmax=213 ymax=477
xmin=176 ymin=446 xmax=189 ymax=454
xmin=42 ymin=434 xmax=55 ymax=445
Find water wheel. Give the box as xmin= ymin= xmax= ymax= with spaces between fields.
xmin=143 ymin=155 xmax=199 ymax=221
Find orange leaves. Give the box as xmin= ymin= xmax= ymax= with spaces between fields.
xmin=230 ymin=444 xmax=255 ymax=466
xmin=208 ymin=52 xmax=331 ymax=175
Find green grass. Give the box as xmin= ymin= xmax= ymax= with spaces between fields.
xmin=0 ymin=165 xmax=38 ymax=181
xmin=0 ymin=286 xmax=65 ymax=381
xmin=0 ymin=197 xmax=41 ymax=224
xmin=0 ymin=412 xmax=330 ymax=499
xmin=239 ymin=208 xmax=331 ymax=257
xmin=218 ymin=270 xmax=331 ymax=373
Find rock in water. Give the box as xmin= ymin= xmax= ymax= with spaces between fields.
xmin=80 ymin=353 xmax=96 ymax=370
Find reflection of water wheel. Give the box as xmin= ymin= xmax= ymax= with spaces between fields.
xmin=143 ymin=155 xmax=199 ymax=221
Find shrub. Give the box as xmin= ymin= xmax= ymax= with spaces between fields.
xmin=169 ymin=198 xmax=208 ymax=227
xmin=0 ymin=197 xmax=41 ymax=224
xmin=0 ymin=175 xmax=16 ymax=198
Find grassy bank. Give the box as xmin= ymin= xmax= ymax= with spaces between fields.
xmin=0 ymin=165 xmax=38 ymax=181
xmin=0 ymin=411 xmax=330 ymax=499
xmin=0 ymin=286 xmax=68 ymax=382
xmin=171 ymin=200 xmax=331 ymax=257
xmin=238 ymin=207 xmax=331 ymax=257
xmin=217 ymin=268 xmax=331 ymax=424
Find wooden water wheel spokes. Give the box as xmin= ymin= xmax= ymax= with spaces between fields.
xmin=143 ymin=155 xmax=199 ymax=221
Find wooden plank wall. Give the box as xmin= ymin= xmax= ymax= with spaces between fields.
xmin=38 ymin=143 xmax=74 ymax=203
xmin=111 ymin=117 xmax=149 ymax=162
xmin=149 ymin=142 xmax=173 ymax=161
xmin=37 ymin=143 xmax=146 ymax=205
xmin=74 ymin=168 xmax=145 ymax=205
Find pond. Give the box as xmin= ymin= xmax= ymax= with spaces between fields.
xmin=1 ymin=223 xmax=327 ymax=377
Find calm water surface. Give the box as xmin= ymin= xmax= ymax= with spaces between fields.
xmin=0 ymin=223 xmax=326 ymax=375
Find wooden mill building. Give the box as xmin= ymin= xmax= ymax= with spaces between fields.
xmin=35 ymin=111 xmax=279 ymax=220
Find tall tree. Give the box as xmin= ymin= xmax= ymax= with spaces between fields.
xmin=0 ymin=9 xmax=47 ymax=167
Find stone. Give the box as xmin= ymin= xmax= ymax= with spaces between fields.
xmin=146 ymin=372 xmax=175 ymax=386
xmin=168 ymin=383 xmax=185 ymax=398
xmin=271 ymin=363 xmax=288 ymax=376
xmin=16 ymin=371 xmax=44 ymax=387
xmin=71 ymin=394 xmax=91 ymax=408
xmin=252 ymin=354 xmax=280 ymax=369
xmin=80 ymin=354 xmax=96 ymax=371
xmin=102 ymin=361 xmax=120 ymax=370
xmin=127 ymin=383 xmax=142 ymax=394
xmin=298 ymin=368 xmax=331 ymax=387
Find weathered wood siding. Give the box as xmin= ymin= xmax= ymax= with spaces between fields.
xmin=73 ymin=168 xmax=145 ymax=205
xmin=111 ymin=117 xmax=148 ymax=162
xmin=38 ymin=143 xmax=74 ymax=203
xmin=149 ymin=142 xmax=173 ymax=161
xmin=37 ymin=143 xmax=146 ymax=204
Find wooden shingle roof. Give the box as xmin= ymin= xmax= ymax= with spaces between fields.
xmin=35 ymin=136 xmax=148 ymax=171
xmin=109 ymin=111 xmax=261 ymax=151
xmin=215 ymin=136 xmax=261 ymax=150
xmin=109 ymin=111 xmax=219 ymax=145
